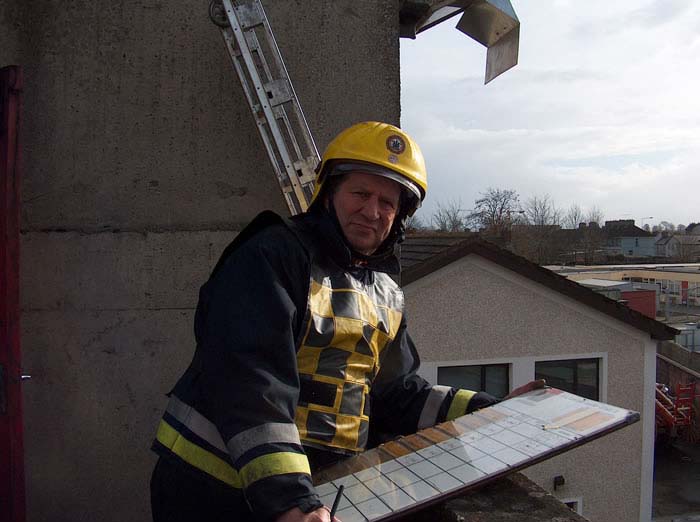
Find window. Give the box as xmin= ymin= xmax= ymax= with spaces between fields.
xmin=535 ymin=358 xmax=600 ymax=400
xmin=562 ymin=499 xmax=583 ymax=515
xmin=438 ymin=364 xmax=509 ymax=399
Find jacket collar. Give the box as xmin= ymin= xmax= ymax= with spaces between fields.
xmin=296 ymin=207 xmax=401 ymax=275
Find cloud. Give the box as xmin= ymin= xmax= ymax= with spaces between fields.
xmin=400 ymin=2 xmax=700 ymax=226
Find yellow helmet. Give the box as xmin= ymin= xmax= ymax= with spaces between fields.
xmin=310 ymin=121 xmax=427 ymax=215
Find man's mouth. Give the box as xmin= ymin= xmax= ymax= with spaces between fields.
xmin=350 ymin=222 xmax=376 ymax=233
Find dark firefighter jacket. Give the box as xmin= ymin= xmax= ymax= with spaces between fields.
xmin=151 ymin=208 xmax=495 ymax=521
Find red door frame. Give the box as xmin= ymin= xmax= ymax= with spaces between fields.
xmin=1 ymin=65 xmax=26 ymax=522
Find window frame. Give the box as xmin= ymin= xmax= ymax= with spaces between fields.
xmin=437 ymin=363 xmax=511 ymax=399
xmin=534 ymin=357 xmax=601 ymax=401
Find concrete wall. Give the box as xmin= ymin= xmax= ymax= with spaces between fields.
xmin=405 ymin=255 xmax=654 ymax=522
xmin=2 ymin=1 xmax=401 ymax=521
xmin=659 ymin=341 xmax=700 ymax=373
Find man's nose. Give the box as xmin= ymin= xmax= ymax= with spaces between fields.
xmin=360 ymin=196 xmax=380 ymax=219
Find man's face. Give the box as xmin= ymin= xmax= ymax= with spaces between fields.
xmin=329 ymin=171 xmax=402 ymax=255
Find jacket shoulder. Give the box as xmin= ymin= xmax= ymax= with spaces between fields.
xmin=210 ymin=211 xmax=307 ymax=278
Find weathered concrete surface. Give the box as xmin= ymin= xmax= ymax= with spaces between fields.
xmin=20 ymin=231 xmax=237 ymax=312
xmin=1 ymin=1 xmax=22 ymax=66
xmin=9 ymin=1 xmax=401 ymax=521
xmin=22 ymin=309 xmax=193 ymax=521
xmin=659 ymin=340 xmax=700 ymax=374
xmin=13 ymin=1 xmax=400 ymax=230
xmin=653 ymin=441 xmax=700 ymax=521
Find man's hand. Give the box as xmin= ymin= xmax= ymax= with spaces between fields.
xmin=276 ymin=506 xmax=339 ymax=522
xmin=503 ymin=379 xmax=546 ymax=400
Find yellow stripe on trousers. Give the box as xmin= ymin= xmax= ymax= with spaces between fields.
xmin=156 ymin=420 xmax=241 ymax=488
xmin=446 ymin=389 xmax=477 ymax=421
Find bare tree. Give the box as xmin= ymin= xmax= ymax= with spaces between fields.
xmin=557 ymin=205 xmax=605 ymax=265
xmin=643 ymin=224 xmax=651 ymax=232
xmin=563 ymin=204 xmax=585 ymax=229
xmin=511 ymin=194 xmax=563 ymax=264
xmin=659 ymin=220 xmax=675 ymax=232
xmin=584 ymin=206 xmax=604 ymax=226
xmin=431 ymin=199 xmax=467 ymax=232
xmin=523 ymin=194 xmax=561 ymax=227
xmin=466 ymin=188 xmax=521 ymax=235
xmin=677 ymin=224 xmax=686 ymax=234
xmin=405 ymin=213 xmax=428 ymax=233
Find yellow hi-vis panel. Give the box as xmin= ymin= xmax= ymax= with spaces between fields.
xmin=344 ymin=352 xmax=375 ymax=385
xmin=331 ymin=316 xmax=366 ymax=351
xmin=239 ymin=452 xmax=311 ymax=488
xmin=295 ymin=408 xmax=309 ymax=439
xmin=331 ymin=414 xmax=361 ymax=449
xmin=446 ymin=389 xmax=477 ymax=421
xmin=355 ymin=291 xmax=379 ymax=328
xmin=296 ymin=271 xmax=404 ymax=453
xmin=309 ymin=279 xmax=333 ymax=317
xmin=296 ymin=346 xmax=321 ymax=375
xmin=156 ymin=420 xmax=241 ymax=488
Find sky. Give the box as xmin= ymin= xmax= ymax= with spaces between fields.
xmin=400 ymin=0 xmax=700 ymax=229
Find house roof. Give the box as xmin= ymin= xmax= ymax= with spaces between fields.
xmin=577 ymin=278 xmax=630 ymax=288
xmin=674 ymin=235 xmax=700 ymax=245
xmin=603 ymin=220 xmax=653 ymax=238
xmin=400 ymin=232 xmax=475 ymax=271
xmin=400 ymin=235 xmax=679 ymax=340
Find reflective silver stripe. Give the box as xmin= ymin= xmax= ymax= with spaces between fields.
xmin=166 ymin=396 xmax=228 ymax=453
xmin=417 ymin=385 xmax=451 ymax=430
xmin=227 ymin=423 xmax=302 ymax=461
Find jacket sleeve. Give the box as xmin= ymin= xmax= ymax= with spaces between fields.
xmin=369 ymin=317 xmax=497 ymax=439
xmin=196 ymin=223 xmax=322 ymax=520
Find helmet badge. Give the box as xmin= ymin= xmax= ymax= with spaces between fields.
xmin=386 ymin=135 xmax=406 ymax=155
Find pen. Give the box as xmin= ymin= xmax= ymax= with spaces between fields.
xmin=329 ymin=484 xmax=344 ymax=520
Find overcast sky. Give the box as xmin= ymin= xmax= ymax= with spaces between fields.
xmin=400 ymin=0 xmax=700 ymax=229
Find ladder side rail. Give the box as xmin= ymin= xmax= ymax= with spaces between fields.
xmin=238 ymin=2 xmax=320 ymax=198
xmin=254 ymin=0 xmax=320 ymax=161
xmin=245 ymin=26 xmax=308 ymax=164
xmin=241 ymin=13 xmax=318 ymax=204
xmin=220 ymin=27 xmax=300 ymax=213
xmin=222 ymin=0 xmax=310 ymax=213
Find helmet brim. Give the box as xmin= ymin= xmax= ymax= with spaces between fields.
xmin=330 ymin=162 xmax=423 ymax=208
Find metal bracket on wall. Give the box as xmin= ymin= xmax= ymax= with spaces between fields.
xmin=209 ymin=0 xmax=320 ymax=216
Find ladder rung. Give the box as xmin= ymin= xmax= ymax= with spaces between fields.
xmin=234 ymin=2 xmax=264 ymax=28
xmin=264 ymin=79 xmax=292 ymax=106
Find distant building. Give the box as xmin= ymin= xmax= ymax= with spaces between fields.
xmin=603 ymin=220 xmax=655 ymax=258
xmin=665 ymin=235 xmax=700 ymax=261
xmin=554 ymin=264 xmax=700 ymax=307
xmin=686 ymin=223 xmax=700 ymax=235
xmin=655 ymin=234 xmax=673 ymax=257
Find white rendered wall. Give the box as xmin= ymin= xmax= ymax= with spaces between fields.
xmin=404 ymin=254 xmax=653 ymax=522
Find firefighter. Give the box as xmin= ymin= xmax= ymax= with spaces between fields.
xmin=150 ymin=122 xmax=537 ymax=522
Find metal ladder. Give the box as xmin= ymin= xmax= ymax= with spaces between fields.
xmin=209 ymin=0 xmax=319 ymax=215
